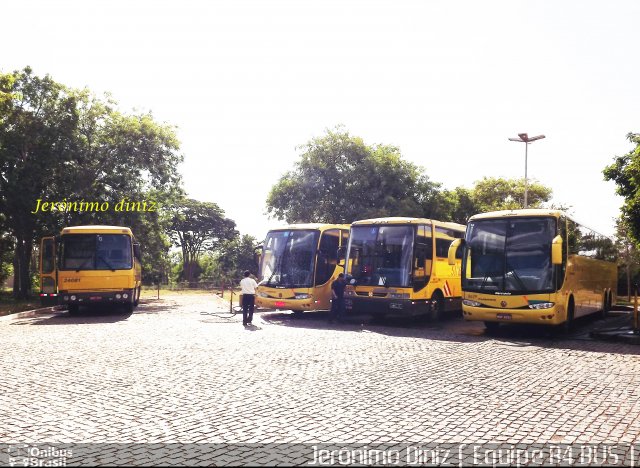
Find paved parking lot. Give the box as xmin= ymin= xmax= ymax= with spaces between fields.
xmin=1 ymin=294 xmax=639 ymax=465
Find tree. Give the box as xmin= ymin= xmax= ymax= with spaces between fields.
xmin=169 ymin=198 xmax=237 ymax=283
xmin=266 ymin=126 xmax=444 ymax=223
xmin=614 ymin=218 xmax=640 ymax=301
xmin=216 ymin=234 xmax=260 ymax=283
xmin=0 ymin=67 xmax=184 ymax=297
xmin=470 ymin=177 xmax=552 ymax=212
xmin=439 ymin=178 xmax=554 ymax=225
xmin=603 ymin=132 xmax=640 ymax=244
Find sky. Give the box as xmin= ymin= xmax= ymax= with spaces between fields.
xmin=3 ymin=0 xmax=639 ymax=239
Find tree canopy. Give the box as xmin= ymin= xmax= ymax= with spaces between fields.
xmin=603 ymin=132 xmax=640 ymax=243
xmin=266 ymin=126 xmax=444 ymax=223
xmin=0 ymin=67 xmax=184 ymax=296
xmin=169 ymin=198 xmax=238 ymax=283
xmin=266 ymin=127 xmax=555 ymax=226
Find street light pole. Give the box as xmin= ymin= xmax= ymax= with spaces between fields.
xmin=508 ymin=133 xmax=545 ymax=208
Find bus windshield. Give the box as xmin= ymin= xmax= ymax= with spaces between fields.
xmin=463 ymin=217 xmax=555 ymax=294
xmin=348 ymin=225 xmax=413 ymax=287
xmin=60 ymin=234 xmax=133 ymax=271
xmin=259 ymin=230 xmax=319 ymax=287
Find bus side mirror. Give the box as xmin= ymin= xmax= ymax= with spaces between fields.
xmin=337 ymin=246 xmax=346 ymax=266
xmin=551 ymin=235 xmax=563 ymax=265
xmin=133 ymin=243 xmax=141 ymax=261
xmin=448 ymin=238 xmax=463 ymax=265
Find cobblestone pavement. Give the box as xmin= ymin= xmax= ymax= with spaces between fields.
xmin=1 ymin=294 xmax=640 ymax=465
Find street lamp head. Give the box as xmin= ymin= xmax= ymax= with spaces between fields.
xmin=510 ymin=133 xmax=546 ymax=143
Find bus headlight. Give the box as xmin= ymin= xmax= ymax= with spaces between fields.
xmin=257 ymin=292 xmax=269 ymax=298
xmin=70 ymin=295 xmax=76 ymax=301
xmin=116 ymin=294 xmax=122 ymax=299
xmin=463 ymin=299 xmax=482 ymax=307
xmin=345 ymin=290 xmax=356 ymax=296
xmin=123 ymin=293 xmax=128 ymax=299
xmin=294 ymin=293 xmax=311 ymax=299
xmin=529 ymin=302 xmax=554 ymax=309
xmin=389 ymin=293 xmax=409 ymax=299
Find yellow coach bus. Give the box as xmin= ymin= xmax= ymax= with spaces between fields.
xmin=256 ymin=224 xmax=350 ymax=314
xmin=39 ymin=225 xmax=142 ymax=314
xmin=344 ymin=217 xmax=466 ymax=320
xmin=448 ymin=209 xmax=617 ymax=330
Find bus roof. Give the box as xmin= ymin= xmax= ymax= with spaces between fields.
xmin=468 ymin=209 xmax=612 ymax=240
xmin=351 ymin=217 xmax=466 ymax=231
xmin=61 ymin=225 xmax=134 ymax=235
xmin=468 ymin=209 xmax=564 ymax=221
xmin=267 ymin=223 xmax=350 ymax=231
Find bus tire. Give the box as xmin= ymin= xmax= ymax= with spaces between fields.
xmin=563 ymin=297 xmax=575 ymax=333
xmin=133 ymin=286 xmax=141 ymax=307
xmin=428 ymin=291 xmax=445 ymax=322
xmin=68 ymin=304 xmax=79 ymax=315
xmin=484 ymin=321 xmax=500 ymax=333
xmin=123 ymin=302 xmax=134 ymax=315
xmin=600 ymin=291 xmax=608 ymax=318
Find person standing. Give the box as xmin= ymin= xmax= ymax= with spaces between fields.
xmin=329 ymin=273 xmax=347 ymax=323
xmin=240 ymin=270 xmax=259 ymax=326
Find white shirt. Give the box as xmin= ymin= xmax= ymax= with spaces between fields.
xmin=240 ymin=277 xmax=259 ymax=295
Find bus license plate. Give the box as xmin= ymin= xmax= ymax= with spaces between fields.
xmin=496 ymin=313 xmax=512 ymax=320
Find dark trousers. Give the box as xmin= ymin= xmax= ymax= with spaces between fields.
xmin=330 ymin=297 xmax=345 ymax=322
xmin=242 ymin=294 xmax=255 ymax=324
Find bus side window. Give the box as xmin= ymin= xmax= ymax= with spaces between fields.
xmin=413 ymin=225 xmax=431 ymax=291
xmin=316 ymin=229 xmax=340 ymax=285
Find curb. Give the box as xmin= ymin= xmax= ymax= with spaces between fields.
xmin=0 ymin=305 xmax=65 ymax=321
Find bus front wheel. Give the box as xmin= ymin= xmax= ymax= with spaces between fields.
xmin=428 ymin=292 xmax=444 ymax=322
xmin=563 ymin=298 xmax=575 ymax=333
xmin=133 ymin=286 xmax=141 ymax=307
xmin=484 ymin=321 xmax=500 ymax=333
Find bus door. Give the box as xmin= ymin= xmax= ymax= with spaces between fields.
xmin=39 ymin=237 xmax=58 ymax=305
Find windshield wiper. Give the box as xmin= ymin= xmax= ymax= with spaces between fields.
xmin=505 ymin=264 xmax=527 ymax=291
xmin=75 ymin=257 xmax=93 ymax=272
xmin=97 ymin=254 xmax=116 ymax=272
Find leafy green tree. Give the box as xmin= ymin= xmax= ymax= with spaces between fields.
xmin=439 ymin=178 xmax=554 ymax=225
xmin=470 ymin=177 xmax=552 ymax=213
xmin=216 ymin=234 xmax=260 ymax=283
xmin=614 ymin=218 xmax=640 ymax=300
xmin=266 ymin=126 xmax=443 ymax=223
xmin=169 ymin=198 xmax=238 ymax=283
xmin=603 ymin=133 xmax=640 ymax=243
xmin=0 ymin=67 xmax=183 ymax=297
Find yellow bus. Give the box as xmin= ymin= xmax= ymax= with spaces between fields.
xmin=256 ymin=224 xmax=350 ymax=314
xmin=448 ymin=209 xmax=617 ymax=330
xmin=39 ymin=225 xmax=142 ymax=314
xmin=344 ymin=217 xmax=466 ymax=319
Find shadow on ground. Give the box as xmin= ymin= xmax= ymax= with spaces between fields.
xmin=258 ymin=307 xmax=640 ymax=355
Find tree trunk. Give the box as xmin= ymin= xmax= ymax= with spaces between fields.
xmin=12 ymin=235 xmax=34 ymax=299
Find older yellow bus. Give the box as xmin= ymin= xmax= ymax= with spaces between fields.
xmin=344 ymin=217 xmax=466 ymax=320
xmin=39 ymin=225 xmax=142 ymax=314
xmin=256 ymin=224 xmax=350 ymax=314
xmin=448 ymin=209 xmax=617 ymax=330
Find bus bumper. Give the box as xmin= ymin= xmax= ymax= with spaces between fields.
xmin=255 ymin=296 xmax=322 ymax=312
xmin=462 ymin=304 xmax=563 ymax=325
xmin=345 ymin=297 xmax=428 ymax=317
xmin=39 ymin=293 xmax=60 ymax=306
xmin=58 ymin=289 xmax=136 ymax=306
